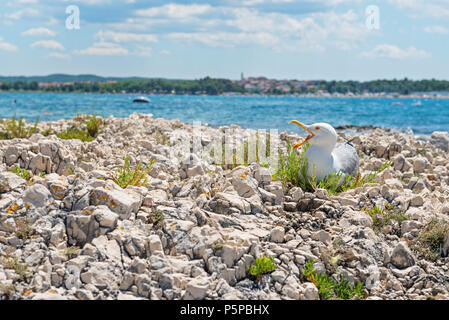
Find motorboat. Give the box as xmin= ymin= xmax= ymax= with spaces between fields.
xmin=133 ymin=96 xmax=151 ymax=103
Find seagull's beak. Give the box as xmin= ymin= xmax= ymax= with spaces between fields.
xmin=289 ymin=120 xmax=315 ymax=149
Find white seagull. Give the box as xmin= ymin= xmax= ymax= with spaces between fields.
xmin=289 ymin=120 xmax=359 ymax=182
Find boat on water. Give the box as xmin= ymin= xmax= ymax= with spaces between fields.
xmin=132 ymin=96 xmax=151 ymax=103
xmin=412 ymin=101 xmax=422 ymax=106
xmin=392 ymin=101 xmax=404 ymax=106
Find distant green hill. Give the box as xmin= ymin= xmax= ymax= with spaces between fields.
xmin=0 ymin=74 xmax=171 ymax=83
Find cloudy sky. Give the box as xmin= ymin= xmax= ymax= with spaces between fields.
xmin=0 ymin=0 xmax=448 ymax=80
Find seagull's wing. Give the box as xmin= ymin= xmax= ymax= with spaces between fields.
xmin=333 ymin=142 xmax=359 ymax=177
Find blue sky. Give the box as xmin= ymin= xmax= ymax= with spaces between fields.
xmin=0 ymin=0 xmax=448 ymax=80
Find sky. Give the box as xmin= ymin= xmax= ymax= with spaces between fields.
xmin=0 ymin=0 xmax=448 ymax=80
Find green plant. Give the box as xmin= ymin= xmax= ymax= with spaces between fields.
xmin=85 ymin=114 xmax=103 ymax=138
xmin=12 ymin=166 xmax=33 ymax=181
xmin=248 ymin=255 xmax=277 ymax=282
xmin=211 ymin=239 xmax=224 ymax=252
xmin=0 ymin=115 xmax=39 ymax=140
xmin=149 ymin=209 xmax=164 ymax=228
xmin=274 ymin=141 xmax=392 ymax=195
xmin=56 ymin=127 xmax=95 ymax=142
xmin=62 ymin=246 xmax=80 ymax=259
xmin=302 ymin=260 xmax=365 ymax=300
xmin=40 ymin=125 xmax=54 ymax=136
xmin=112 ymin=156 xmax=155 ymax=189
xmin=56 ymin=111 xmax=103 ymax=142
xmin=154 ymin=128 xmax=169 ymax=145
xmin=0 ymin=252 xmax=29 ymax=282
xmin=409 ymin=218 xmax=449 ymax=261
xmin=11 ymin=166 xmax=45 ymax=182
xmin=364 ymin=203 xmax=409 ymax=235
xmin=14 ymin=217 xmax=34 ymax=240
xmin=0 ymin=282 xmax=15 ymax=298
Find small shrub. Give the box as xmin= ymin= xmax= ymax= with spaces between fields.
xmin=85 ymin=114 xmax=103 ymax=138
xmin=302 ymin=260 xmax=365 ymax=300
xmin=0 ymin=254 xmax=29 ymax=282
xmin=0 ymin=115 xmax=39 ymax=140
xmin=364 ymin=203 xmax=409 ymax=235
xmin=11 ymin=166 xmax=45 ymax=182
xmin=12 ymin=166 xmax=33 ymax=181
xmin=15 ymin=217 xmax=34 ymax=240
xmin=149 ymin=209 xmax=164 ymax=228
xmin=62 ymin=246 xmax=80 ymax=259
xmin=274 ymin=141 xmax=392 ymax=195
xmin=112 ymin=156 xmax=155 ymax=189
xmin=0 ymin=282 xmax=15 ymax=298
xmin=57 ymin=127 xmax=95 ymax=142
xmin=248 ymin=255 xmax=277 ymax=282
xmin=154 ymin=128 xmax=169 ymax=145
xmin=409 ymin=218 xmax=449 ymax=261
xmin=40 ymin=125 xmax=54 ymax=136
xmin=57 ymin=112 xmax=103 ymax=142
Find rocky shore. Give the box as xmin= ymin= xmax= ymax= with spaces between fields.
xmin=1 ymin=113 xmax=449 ymax=300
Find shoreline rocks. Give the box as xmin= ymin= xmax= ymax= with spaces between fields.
xmin=1 ymin=113 xmax=449 ymax=300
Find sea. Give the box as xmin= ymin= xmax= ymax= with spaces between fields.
xmin=1 ymin=92 xmax=448 ymax=136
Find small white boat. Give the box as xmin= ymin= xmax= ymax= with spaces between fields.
xmin=133 ymin=96 xmax=151 ymax=103
xmin=412 ymin=101 xmax=422 ymax=106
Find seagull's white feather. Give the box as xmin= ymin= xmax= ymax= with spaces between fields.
xmin=333 ymin=142 xmax=359 ymax=177
xmin=299 ymin=123 xmax=359 ymax=181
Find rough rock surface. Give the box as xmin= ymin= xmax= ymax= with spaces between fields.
xmin=1 ymin=113 xmax=449 ymax=300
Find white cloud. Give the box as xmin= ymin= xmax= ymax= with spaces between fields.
xmin=361 ymin=44 xmax=430 ymax=59
xmin=167 ymin=31 xmax=279 ymax=48
xmin=9 ymin=0 xmax=39 ymax=4
xmin=122 ymin=4 xmax=372 ymax=52
xmin=74 ymin=42 xmax=129 ymax=56
xmin=133 ymin=46 xmax=152 ymax=57
xmin=49 ymin=52 xmax=71 ymax=60
xmin=30 ymin=40 xmax=65 ymax=51
xmin=424 ymin=25 xmax=449 ymax=34
xmin=388 ymin=0 xmax=449 ymax=18
xmin=4 ymin=8 xmax=39 ymax=20
xmin=95 ymin=30 xmax=158 ymax=43
xmin=135 ymin=4 xmax=213 ymax=19
xmin=0 ymin=37 xmax=19 ymax=52
xmin=21 ymin=27 xmax=56 ymax=37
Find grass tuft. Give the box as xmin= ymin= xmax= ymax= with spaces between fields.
xmin=302 ymin=260 xmax=365 ymax=300
xmin=274 ymin=141 xmax=392 ymax=195
xmin=363 ymin=203 xmax=409 ymax=235
xmin=149 ymin=209 xmax=164 ymax=228
xmin=14 ymin=217 xmax=34 ymax=240
xmin=62 ymin=246 xmax=80 ymax=259
xmin=57 ymin=112 xmax=103 ymax=142
xmin=409 ymin=218 xmax=449 ymax=262
xmin=112 ymin=155 xmax=155 ymax=189
xmin=0 ymin=250 xmax=29 ymax=282
xmin=0 ymin=115 xmax=39 ymax=140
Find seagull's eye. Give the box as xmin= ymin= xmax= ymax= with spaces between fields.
xmin=315 ymin=126 xmax=320 ymax=130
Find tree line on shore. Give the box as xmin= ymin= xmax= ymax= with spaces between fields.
xmin=0 ymin=77 xmax=245 ymax=95
xmin=1 ymin=77 xmax=449 ymax=95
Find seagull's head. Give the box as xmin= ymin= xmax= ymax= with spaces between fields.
xmin=289 ymin=121 xmax=337 ymax=150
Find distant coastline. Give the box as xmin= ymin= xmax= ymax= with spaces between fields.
xmin=2 ymin=90 xmax=449 ymax=100
xmin=1 ymin=74 xmax=449 ymax=98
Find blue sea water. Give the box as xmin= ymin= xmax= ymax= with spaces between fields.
xmin=1 ymin=92 xmax=448 ymax=135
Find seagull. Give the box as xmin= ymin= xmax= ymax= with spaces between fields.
xmin=289 ymin=120 xmax=359 ymax=182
